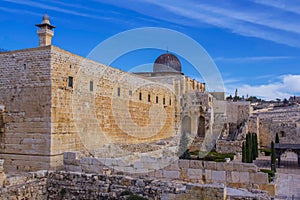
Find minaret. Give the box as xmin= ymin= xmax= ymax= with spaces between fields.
xmin=235 ymin=88 xmax=238 ymax=97
xmin=35 ymin=14 xmax=55 ymax=47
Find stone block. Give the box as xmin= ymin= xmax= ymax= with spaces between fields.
xmin=145 ymin=161 xmax=160 ymax=170
xmin=252 ymin=172 xmax=268 ymax=184
xmin=65 ymin=165 xmax=82 ymax=172
xmin=187 ymin=168 xmax=202 ymax=179
xmin=189 ymin=160 xmax=203 ymax=169
xmin=66 ymin=151 xmax=80 ymax=160
xmin=226 ymin=171 xmax=232 ymax=182
xmin=80 ymin=157 xmax=92 ymax=165
xmin=211 ymin=170 xmax=226 ymax=181
xmin=231 ymin=171 xmax=239 ymax=183
xmin=154 ymin=170 xmax=163 ymax=178
xmin=224 ymin=162 xmax=233 ymax=171
xmin=244 ymin=163 xmax=257 ymax=173
xmin=239 ymin=172 xmax=249 ymax=183
xmin=232 ymin=163 xmax=242 ymax=171
xmin=165 ymin=160 xmax=179 ymax=171
xmin=133 ymin=161 xmax=144 ymax=169
xmin=216 ymin=162 xmax=226 ymax=171
xmin=163 ymin=170 xmax=180 ymax=179
xmin=205 ymin=169 xmax=212 ymax=181
xmin=206 ymin=161 xmax=216 ymax=170
xmin=259 ymin=183 xmax=275 ymax=196
xmin=178 ymin=159 xmax=189 ymax=169
xmin=132 ymin=168 xmax=149 ymax=174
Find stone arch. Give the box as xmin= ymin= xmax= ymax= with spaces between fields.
xmin=182 ymin=116 xmax=191 ymax=134
xmin=197 ymin=116 xmax=205 ymax=137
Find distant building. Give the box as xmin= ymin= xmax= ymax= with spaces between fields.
xmin=289 ymin=96 xmax=300 ymax=103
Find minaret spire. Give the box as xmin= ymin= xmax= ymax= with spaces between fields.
xmin=35 ymin=14 xmax=56 ymax=47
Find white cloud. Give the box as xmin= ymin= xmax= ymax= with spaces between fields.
xmin=226 ymin=74 xmax=300 ymax=100
xmin=2 ymin=0 xmax=112 ymax=20
xmin=255 ymin=0 xmax=300 ymax=16
xmin=127 ymin=0 xmax=300 ymax=48
xmin=214 ymin=56 xmax=294 ymax=63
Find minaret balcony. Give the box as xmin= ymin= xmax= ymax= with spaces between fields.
xmin=37 ymin=29 xmax=54 ymax=35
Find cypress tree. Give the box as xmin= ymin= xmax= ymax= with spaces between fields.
xmin=251 ymin=133 xmax=255 ymax=160
xmin=275 ymin=132 xmax=280 ymax=143
xmin=248 ymin=133 xmax=253 ymax=163
xmin=245 ymin=134 xmax=249 ymax=163
xmin=271 ymin=141 xmax=276 ymax=173
xmin=242 ymin=141 xmax=246 ymax=163
xmin=254 ymin=133 xmax=258 ymax=159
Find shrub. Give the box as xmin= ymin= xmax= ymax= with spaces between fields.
xmin=260 ymin=169 xmax=274 ymax=183
xmin=259 ymin=148 xmax=271 ymax=156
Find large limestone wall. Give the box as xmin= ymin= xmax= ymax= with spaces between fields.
xmin=0 ymin=47 xmax=52 ymax=172
xmin=49 ymin=47 xmax=176 ymax=168
xmin=0 ymin=45 xmax=177 ymax=172
xmin=63 ymin=152 xmax=275 ymax=195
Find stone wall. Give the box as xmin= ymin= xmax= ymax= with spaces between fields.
xmin=0 ymin=46 xmax=177 ymax=172
xmin=226 ymin=101 xmax=250 ymax=125
xmin=0 ymin=170 xmax=225 ymax=200
xmin=49 ymin=46 xmax=176 ymax=168
xmin=216 ymin=140 xmax=243 ymax=154
xmin=0 ymin=47 xmax=52 ymax=172
xmin=0 ymin=169 xmax=272 ymax=200
xmin=0 ymin=158 xmax=270 ymax=199
xmin=63 ymin=152 xmax=275 ymax=195
xmin=0 ymin=170 xmax=48 ymax=200
xmin=249 ymin=107 xmax=300 ymax=147
xmin=47 ymin=171 xmax=225 ymax=200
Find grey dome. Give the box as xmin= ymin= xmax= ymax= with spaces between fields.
xmin=153 ymin=53 xmax=182 ymax=73
xmin=43 ymin=14 xmax=50 ymax=21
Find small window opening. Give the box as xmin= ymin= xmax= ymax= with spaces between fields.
xmin=156 ymin=96 xmax=158 ymax=103
xmin=23 ymin=64 xmax=26 ymax=70
xmin=169 ymin=98 xmax=172 ymax=106
xmin=280 ymin=131 xmax=286 ymax=137
xmin=69 ymin=65 xmax=72 ymax=69
xmin=148 ymin=94 xmax=151 ymax=102
xmin=90 ymin=81 xmax=93 ymax=91
xmin=163 ymin=97 xmax=165 ymax=105
xmin=68 ymin=76 xmax=73 ymax=88
xmin=118 ymin=87 xmax=121 ymax=97
xmin=129 ymin=90 xmax=132 ymax=96
xmin=139 ymin=92 xmax=142 ymax=100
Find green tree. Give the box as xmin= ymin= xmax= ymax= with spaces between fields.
xmin=245 ymin=133 xmax=253 ymax=163
xmin=249 ymin=133 xmax=253 ymax=162
xmin=254 ymin=133 xmax=258 ymax=159
xmin=275 ymin=132 xmax=280 ymax=143
xmin=178 ymin=132 xmax=190 ymax=159
xmin=251 ymin=133 xmax=258 ymax=160
xmin=245 ymin=134 xmax=249 ymax=163
xmin=271 ymin=141 xmax=276 ymax=173
xmin=242 ymin=141 xmax=246 ymax=163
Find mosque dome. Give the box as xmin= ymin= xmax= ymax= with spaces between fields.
xmin=153 ymin=53 xmax=182 ymax=73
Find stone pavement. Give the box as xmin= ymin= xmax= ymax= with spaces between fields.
xmin=254 ymin=155 xmax=300 ymax=199
xmin=275 ymin=172 xmax=300 ymax=200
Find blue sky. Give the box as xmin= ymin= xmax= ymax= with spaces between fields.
xmin=0 ymin=0 xmax=300 ymax=100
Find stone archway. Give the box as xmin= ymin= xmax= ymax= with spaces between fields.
xmin=197 ymin=116 xmax=205 ymax=137
xmin=182 ymin=116 xmax=191 ymax=134
xmin=275 ymin=144 xmax=300 ymax=167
